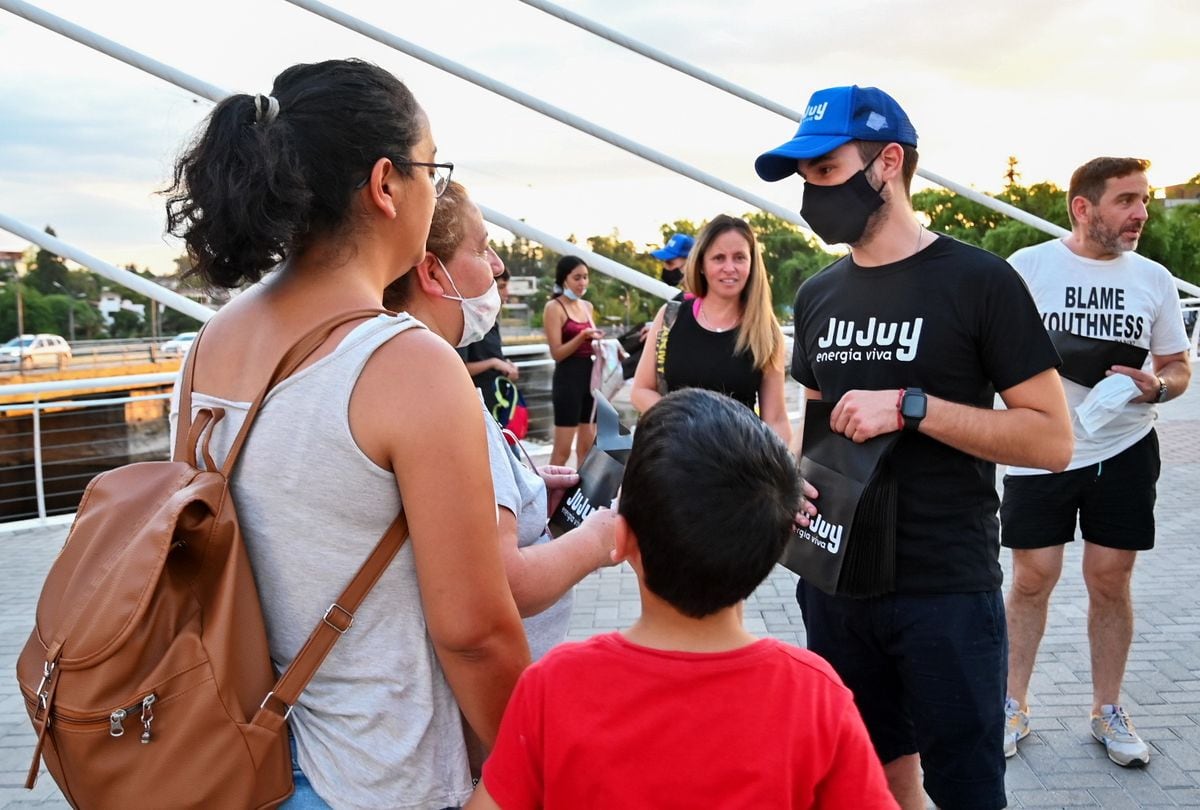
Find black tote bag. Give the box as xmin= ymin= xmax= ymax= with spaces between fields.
xmin=548 ymin=393 xmax=633 ymax=537
xmin=780 ymin=399 xmax=900 ymax=597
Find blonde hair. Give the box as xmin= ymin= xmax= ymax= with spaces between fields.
xmin=684 ymin=215 xmax=783 ymax=372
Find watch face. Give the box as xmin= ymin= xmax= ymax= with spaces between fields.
xmin=902 ymin=390 xmax=927 ymax=420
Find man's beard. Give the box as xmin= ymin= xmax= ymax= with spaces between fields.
xmin=1087 ymin=217 xmax=1139 ymax=254
xmin=852 ymin=182 xmax=889 ymax=249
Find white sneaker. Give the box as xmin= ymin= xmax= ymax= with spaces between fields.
xmin=1004 ymin=697 xmax=1030 ymax=758
xmin=1091 ymin=704 xmax=1150 ymax=767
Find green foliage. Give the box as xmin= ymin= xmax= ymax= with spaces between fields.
xmin=108 ymin=309 xmax=143 ymax=339
xmin=23 ymin=226 xmax=72 ymax=296
xmin=658 ymin=220 xmax=700 ymax=243
xmin=161 ymin=309 xmax=203 ymax=336
xmin=913 ymin=170 xmax=1200 ymax=286
xmin=744 ymin=212 xmax=837 ymax=316
xmin=1140 ymin=202 xmax=1200 ymax=287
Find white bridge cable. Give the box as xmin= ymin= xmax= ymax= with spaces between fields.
xmin=283 ymin=0 xmax=812 ymax=231
xmin=481 ymin=206 xmax=678 ymax=300
xmin=0 ymin=0 xmax=676 ymax=303
xmin=0 ymin=0 xmax=226 ymax=103
xmin=517 ymin=0 xmax=1073 ymax=242
xmin=0 ymin=213 xmax=216 ymax=322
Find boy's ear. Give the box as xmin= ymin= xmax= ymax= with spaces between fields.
xmin=613 ymin=513 xmax=640 ymax=566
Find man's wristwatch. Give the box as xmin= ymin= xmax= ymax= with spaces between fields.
xmin=1154 ymin=377 xmax=1169 ymax=403
xmin=900 ymin=388 xmax=927 ymax=431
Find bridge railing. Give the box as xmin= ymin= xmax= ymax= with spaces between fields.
xmin=0 ymin=352 xmax=558 ymax=526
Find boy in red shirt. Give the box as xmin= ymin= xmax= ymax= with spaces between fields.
xmin=468 ymin=388 xmax=897 ymax=809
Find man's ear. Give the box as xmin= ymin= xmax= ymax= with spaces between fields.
xmin=613 ymin=513 xmax=640 ymax=566
xmin=877 ymin=142 xmax=905 ymax=185
xmin=1069 ymin=194 xmax=1091 ymax=227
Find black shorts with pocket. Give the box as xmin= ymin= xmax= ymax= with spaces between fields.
xmin=797 ymin=581 xmax=1008 ymax=810
xmin=1000 ymin=429 xmax=1160 ymax=551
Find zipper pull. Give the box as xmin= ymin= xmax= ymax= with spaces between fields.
xmin=140 ymin=694 xmax=156 ymax=744
xmin=109 ymin=709 xmax=126 ymax=738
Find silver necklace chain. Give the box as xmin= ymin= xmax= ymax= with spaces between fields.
xmin=698 ymin=300 xmax=739 ymax=333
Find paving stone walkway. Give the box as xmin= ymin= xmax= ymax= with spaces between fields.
xmin=2 ymin=386 xmax=1197 ymax=808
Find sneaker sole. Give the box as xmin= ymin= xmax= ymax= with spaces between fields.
xmin=1091 ymin=730 xmax=1150 ymax=768
xmin=1004 ymin=728 xmax=1030 ymax=759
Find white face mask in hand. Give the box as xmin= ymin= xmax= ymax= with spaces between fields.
xmin=439 ymin=257 xmax=502 ymax=348
xmin=1075 ymin=374 xmax=1141 ymax=436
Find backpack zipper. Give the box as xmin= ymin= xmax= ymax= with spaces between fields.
xmin=109 ymin=694 xmax=156 ymax=742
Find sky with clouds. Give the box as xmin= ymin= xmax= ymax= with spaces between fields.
xmin=0 ymin=0 xmax=1196 ymax=276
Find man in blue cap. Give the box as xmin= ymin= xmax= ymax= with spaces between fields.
xmin=650 ymin=232 xmax=694 ymax=292
xmin=756 ymin=85 xmax=1074 ymax=810
xmin=621 ymin=232 xmax=695 ymax=378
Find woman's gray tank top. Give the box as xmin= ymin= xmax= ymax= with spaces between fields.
xmin=182 ymin=314 xmax=471 ymax=810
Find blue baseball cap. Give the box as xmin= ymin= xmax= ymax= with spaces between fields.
xmin=650 ymin=233 xmax=695 ymax=261
xmin=754 ymin=85 xmax=918 ymax=182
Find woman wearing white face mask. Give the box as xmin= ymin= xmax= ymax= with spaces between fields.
xmin=385 ymin=183 xmax=617 ymax=662
xmin=543 ymin=256 xmax=605 ymax=466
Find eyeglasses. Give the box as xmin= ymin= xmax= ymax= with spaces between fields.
xmin=356 ymin=159 xmax=454 ymax=197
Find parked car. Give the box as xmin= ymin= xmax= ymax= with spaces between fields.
xmin=0 ymin=334 xmax=72 ymax=370
xmin=160 ymin=331 xmax=198 ymax=357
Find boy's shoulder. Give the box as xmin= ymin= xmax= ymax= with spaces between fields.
xmin=766 ymin=639 xmax=852 ymax=692
xmin=531 ymin=634 xmax=849 ymax=695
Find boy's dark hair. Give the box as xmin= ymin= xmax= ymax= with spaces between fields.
xmin=618 ymin=389 xmax=800 ymax=618
xmin=166 ymin=59 xmax=424 ymax=289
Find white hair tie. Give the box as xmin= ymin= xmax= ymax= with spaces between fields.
xmin=254 ymin=94 xmax=280 ymax=126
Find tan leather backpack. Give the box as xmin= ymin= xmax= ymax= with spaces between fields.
xmin=16 ymin=311 xmax=409 ymax=809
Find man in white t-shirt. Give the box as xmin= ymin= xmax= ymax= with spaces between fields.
xmin=1001 ymin=157 xmax=1192 ymax=767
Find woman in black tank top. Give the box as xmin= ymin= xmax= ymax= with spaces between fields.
xmin=630 ymin=215 xmax=791 ymax=444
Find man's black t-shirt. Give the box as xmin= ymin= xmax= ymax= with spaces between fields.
xmin=791 ymin=236 xmax=1059 ymax=594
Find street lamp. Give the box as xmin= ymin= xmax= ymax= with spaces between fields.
xmin=2 ymin=267 xmax=26 ymax=366
xmin=51 ymin=281 xmax=85 ymax=342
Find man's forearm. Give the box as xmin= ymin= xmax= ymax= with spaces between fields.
xmin=921 ymin=394 xmax=1072 ymax=472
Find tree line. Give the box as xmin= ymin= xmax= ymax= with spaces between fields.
xmin=3 ymin=165 xmax=1196 ymax=342
xmin=502 ymin=165 xmax=1200 ymax=330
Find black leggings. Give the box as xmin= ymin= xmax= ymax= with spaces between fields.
xmin=552 ymin=356 xmax=595 ymax=427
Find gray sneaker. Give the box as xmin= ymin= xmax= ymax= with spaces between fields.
xmin=1091 ymin=704 xmax=1150 ymax=767
xmin=1004 ymin=697 xmax=1030 ymax=758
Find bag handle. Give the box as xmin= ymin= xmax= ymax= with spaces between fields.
xmin=654 ymin=300 xmax=682 ymax=396
xmin=252 ymin=510 xmax=410 ymax=727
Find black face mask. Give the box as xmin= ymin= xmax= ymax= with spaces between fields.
xmin=800 ymin=154 xmax=886 ymax=246
xmin=661 ymin=267 xmax=684 ymax=287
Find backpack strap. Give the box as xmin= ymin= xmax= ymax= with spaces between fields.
xmin=218 ymin=309 xmax=387 ymax=477
xmin=252 ymin=510 xmax=410 ymax=729
xmin=171 ymin=320 xmax=210 ymax=463
xmin=654 ymin=300 xmax=682 ymax=396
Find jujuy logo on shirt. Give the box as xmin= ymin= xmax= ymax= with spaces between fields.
xmin=1041 ymin=286 xmax=1145 ymax=342
xmin=814 ymin=316 xmax=924 ymax=364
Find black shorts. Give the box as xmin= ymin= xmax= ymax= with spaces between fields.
xmin=551 ymin=355 xmax=595 ymax=428
xmin=1000 ymin=429 xmax=1160 ymax=551
xmin=797 ymin=581 xmax=1008 ymax=810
